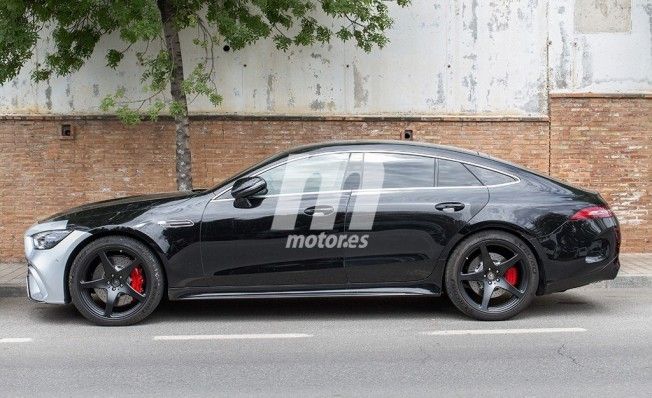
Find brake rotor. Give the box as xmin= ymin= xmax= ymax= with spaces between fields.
xmin=467 ymin=252 xmax=509 ymax=299
xmin=92 ymin=254 xmax=139 ymax=307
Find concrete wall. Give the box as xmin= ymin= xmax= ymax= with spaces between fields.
xmin=550 ymin=0 xmax=651 ymax=93
xmin=1 ymin=1 xmax=649 ymax=117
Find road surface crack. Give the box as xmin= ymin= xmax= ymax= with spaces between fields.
xmin=557 ymin=343 xmax=582 ymax=367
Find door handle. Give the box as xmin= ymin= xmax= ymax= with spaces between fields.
xmin=304 ymin=205 xmax=335 ymax=216
xmin=434 ymin=202 xmax=465 ymax=212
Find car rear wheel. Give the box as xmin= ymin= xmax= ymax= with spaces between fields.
xmin=68 ymin=236 xmax=164 ymax=326
xmin=445 ymin=230 xmax=538 ymax=321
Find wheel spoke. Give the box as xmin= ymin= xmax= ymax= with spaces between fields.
xmin=479 ymin=243 xmax=495 ymax=268
xmin=481 ymin=281 xmax=495 ymax=311
xmin=497 ymin=280 xmax=524 ymax=298
xmin=104 ymin=289 xmax=120 ymax=317
xmin=124 ymin=285 xmax=145 ymax=302
xmin=120 ymin=259 xmax=140 ymax=275
xmin=79 ymin=278 xmax=106 ymax=290
xmin=99 ymin=251 xmax=116 ymax=276
xmin=496 ymin=254 xmax=521 ymax=274
xmin=460 ymin=270 xmax=485 ymax=281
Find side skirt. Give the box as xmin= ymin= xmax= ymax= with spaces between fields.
xmin=169 ymin=287 xmax=441 ymax=301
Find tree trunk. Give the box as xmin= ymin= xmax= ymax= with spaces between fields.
xmin=158 ymin=0 xmax=193 ymax=191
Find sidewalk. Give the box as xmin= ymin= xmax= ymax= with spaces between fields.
xmin=1 ymin=254 xmax=650 ymax=298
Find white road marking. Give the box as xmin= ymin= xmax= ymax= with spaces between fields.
xmin=0 ymin=338 xmax=33 ymax=343
xmin=153 ymin=333 xmax=313 ymax=341
xmin=421 ymin=327 xmax=587 ymax=336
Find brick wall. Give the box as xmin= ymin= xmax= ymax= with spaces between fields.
xmin=550 ymin=94 xmax=651 ymax=253
xmin=0 ymin=95 xmax=649 ymax=261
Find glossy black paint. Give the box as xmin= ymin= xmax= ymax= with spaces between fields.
xmin=343 ymin=187 xmax=489 ymax=284
xmin=42 ymin=141 xmax=620 ymax=302
xmin=201 ymin=189 xmax=350 ymax=287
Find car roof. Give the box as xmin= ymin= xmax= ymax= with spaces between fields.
xmin=285 ymin=140 xmax=482 ymax=157
xmin=279 ymin=140 xmax=537 ymax=179
xmin=209 ymin=140 xmax=568 ymax=194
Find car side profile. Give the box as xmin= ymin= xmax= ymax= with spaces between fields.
xmin=25 ymin=141 xmax=620 ymax=325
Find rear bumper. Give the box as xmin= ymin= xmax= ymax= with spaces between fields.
xmin=537 ymin=215 xmax=620 ymax=294
xmin=542 ymin=255 xmax=620 ymax=294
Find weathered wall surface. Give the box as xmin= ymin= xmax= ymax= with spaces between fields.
xmin=549 ymin=0 xmax=651 ymax=93
xmin=1 ymin=1 xmax=552 ymax=116
xmin=2 ymin=1 xmax=649 ymax=116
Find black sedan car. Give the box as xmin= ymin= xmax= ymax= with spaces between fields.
xmin=25 ymin=141 xmax=620 ymax=325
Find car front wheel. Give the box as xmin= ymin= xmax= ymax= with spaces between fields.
xmin=68 ymin=236 xmax=164 ymax=326
xmin=445 ymin=230 xmax=539 ymax=321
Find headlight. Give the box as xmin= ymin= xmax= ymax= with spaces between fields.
xmin=32 ymin=230 xmax=72 ymax=250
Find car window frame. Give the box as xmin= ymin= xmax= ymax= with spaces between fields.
xmin=253 ymin=152 xmax=352 ymax=197
xmin=212 ymin=150 xmax=520 ymax=201
xmin=435 ymin=158 xmax=483 ymax=188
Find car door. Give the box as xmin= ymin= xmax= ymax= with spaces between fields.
xmin=343 ymin=153 xmax=489 ymax=284
xmin=200 ymin=152 xmax=353 ymax=288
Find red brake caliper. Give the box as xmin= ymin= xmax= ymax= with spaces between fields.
xmin=504 ymin=267 xmax=519 ymax=286
xmin=129 ymin=267 xmax=145 ymax=294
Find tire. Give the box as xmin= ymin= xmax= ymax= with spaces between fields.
xmin=445 ymin=230 xmax=538 ymax=321
xmin=68 ymin=236 xmax=165 ymax=326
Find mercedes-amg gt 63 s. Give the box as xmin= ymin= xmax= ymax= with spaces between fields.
xmin=25 ymin=141 xmax=620 ymax=325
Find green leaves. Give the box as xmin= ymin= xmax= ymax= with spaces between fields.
xmin=183 ymin=64 xmax=223 ymax=106
xmin=0 ymin=0 xmax=38 ymax=83
xmin=207 ymin=0 xmax=408 ymax=53
xmin=106 ymin=50 xmax=125 ymax=69
xmin=141 ymin=51 xmax=173 ymax=92
xmin=320 ymin=0 xmax=405 ymax=52
xmin=169 ymin=100 xmax=186 ymax=119
xmin=1 ymin=0 xmax=410 ymax=122
xmin=116 ymin=106 xmax=141 ymax=125
xmin=207 ymin=1 xmax=272 ymax=51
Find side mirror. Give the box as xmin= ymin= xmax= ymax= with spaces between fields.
xmin=232 ymin=176 xmax=267 ymax=200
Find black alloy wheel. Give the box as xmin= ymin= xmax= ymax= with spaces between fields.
xmin=69 ymin=236 xmax=164 ymax=326
xmin=445 ymin=230 xmax=538 ymax=321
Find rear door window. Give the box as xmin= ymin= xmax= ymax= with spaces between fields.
xmin=362 ymin=153 xmax=435 ymax=189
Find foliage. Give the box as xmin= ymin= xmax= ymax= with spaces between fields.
xmin=0 ymin=0 xmax=410 ymax=123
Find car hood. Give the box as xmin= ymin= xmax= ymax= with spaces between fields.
xmin=41 ymin=190 xmax=206 ymax=224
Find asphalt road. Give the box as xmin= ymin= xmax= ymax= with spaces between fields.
xmin=1 ymin=288 xmax=651 ymax=397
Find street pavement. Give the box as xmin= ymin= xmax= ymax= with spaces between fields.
xmin=1 ymin=288 xmax=650 ymax=397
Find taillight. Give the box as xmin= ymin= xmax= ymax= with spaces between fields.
xmin=570 ymin=206 xmax=614 ymax=221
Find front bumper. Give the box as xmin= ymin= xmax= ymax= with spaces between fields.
xmin=24 ymin=221 xmax=91 ymax=304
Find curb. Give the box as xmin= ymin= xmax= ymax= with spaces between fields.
xmin=593 ymin=275 xmax=652 ymax=289
xmin=1 ymin=275 xmax=650 ymax=299
xmin=0 ymin=285 xmax=26 ymax=298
